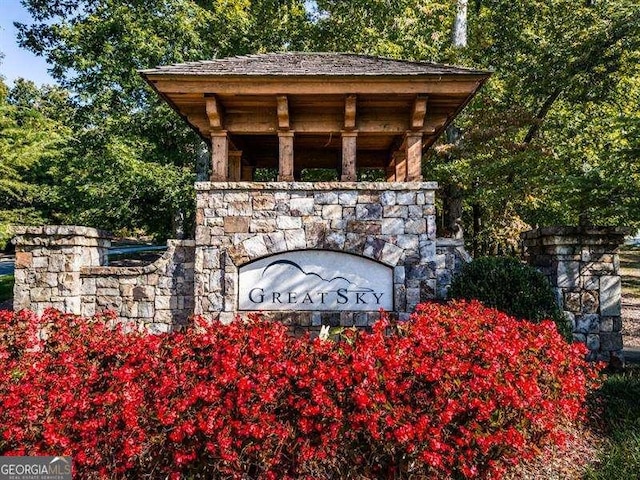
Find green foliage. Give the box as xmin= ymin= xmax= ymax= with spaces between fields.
xmin=0 ymin=78 xmax=72 ymax=248
xmin=4 ymin=0 xmax=640 ymax=250
xmin=0 ymin=276 xmax=14 ymax=303
xmin=449 ymin=256 xmax=571 ymax=338
xmin=584 ymin=366 xmax=640 ymax=479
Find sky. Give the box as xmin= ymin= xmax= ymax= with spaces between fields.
xmin=0 ymin=0 xmax=55 ymax=86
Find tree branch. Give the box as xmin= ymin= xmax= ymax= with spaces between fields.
xmin=523 ymin=87 xmax=562 ymax=144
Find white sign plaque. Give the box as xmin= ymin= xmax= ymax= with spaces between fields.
xmin=238 ymin=250 xmax=393 ymax=311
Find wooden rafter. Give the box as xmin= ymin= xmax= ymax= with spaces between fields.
xmin=277 ymin=95 xmax=290 ymax=130
xmin=411 ymin=95 xmax=428 ymax=130
xmin=344 ymin=95 xmax=356 ymax=130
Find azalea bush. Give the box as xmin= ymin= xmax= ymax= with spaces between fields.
xmin=0 ymin=302 xmax=599 ymax=479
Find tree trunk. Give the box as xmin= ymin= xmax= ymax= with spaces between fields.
xmin=453 ymin=0 xmax=469 ymax=48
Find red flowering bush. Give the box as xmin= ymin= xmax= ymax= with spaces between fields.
xmin=0 ymin=301 xmax=599 ymax=479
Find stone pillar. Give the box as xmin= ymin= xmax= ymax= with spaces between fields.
xmin=521 ymin=226 xmax=627 ymax=363
xmin=12 ymin=226 xmax=111 ymax=315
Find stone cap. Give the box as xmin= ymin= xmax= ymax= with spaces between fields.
xmin=12 ymin=225 xmax=113 ymax=238
xmin=12 ymin=225 xmax=113 ymax=248
xmin=140 ymin=52 xmax=490 ymax=78
xmin=521 ymin=226 xmax=630 ymax=247
xmin=195 ymin=181 xmax=438 ymax=191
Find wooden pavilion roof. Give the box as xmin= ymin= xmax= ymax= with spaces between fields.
xmin=140 ymin=53 xmax=490 ymax=180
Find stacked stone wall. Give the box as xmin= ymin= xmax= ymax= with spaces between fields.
xmin=521 ymin=227 xmax=627 ymax=362
xmin=12 ymin=182 xmax=467 ymax=331
xmin=80 ymin=240 xmax=195 ymax=332
xmin=12 ymin=226 xmax=110 ymax=315
xmin=12 ymin=226 xmax=194 ymax=331
xmin=435 ymin=238 xmax=472 ymax=299
xmin=195 ymin=181 xmax=439 ymax=328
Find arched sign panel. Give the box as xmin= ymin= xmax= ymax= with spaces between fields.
xmin=238 ymin=251 xmax=393 ymax=311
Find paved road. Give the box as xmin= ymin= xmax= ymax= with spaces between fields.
xmin=0 ymin=256 xmax=14 ymax=276
xmin=0 ymin=245 xmax=167 ymax=277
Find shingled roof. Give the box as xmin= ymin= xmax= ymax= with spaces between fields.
xmin=139 ymin=52 xmax=487 ymax=77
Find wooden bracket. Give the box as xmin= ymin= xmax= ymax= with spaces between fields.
xmin=205 ymin=96 xmax=223 ymax=130
xmin=411 ymin=95 xmax=428 ymax=130
xmin=277 ymin=95 xmax=290 ymax=130
xmin=344 ymin=95 xmax=356 ymax=130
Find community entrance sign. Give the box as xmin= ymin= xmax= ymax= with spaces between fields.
xmin=238 ymin=250 xmax=393 ymax=311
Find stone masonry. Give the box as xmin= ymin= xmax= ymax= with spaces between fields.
xmin=12 ymin=226 xmax=194 ymax=333
xmin=12 ymin=182 xmax=469 ymax=332
xmin=521 ymin=226 xmax=627 ymax=363
xmin=194 ymin=181 xmax=439 ymax=330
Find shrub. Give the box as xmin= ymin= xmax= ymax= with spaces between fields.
xmin=0 ymin=303 xmax=599 ymax=479
xmin=449 ymin=256 xmax=571 ymax=339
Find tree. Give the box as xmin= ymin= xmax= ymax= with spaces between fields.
xmin=10 ymin=0 xmax=640 ymax=251
xmin=13 ymin=0 xmax=313 ymax=239
xmin=0 ymin=78 xmax=73 ymax=248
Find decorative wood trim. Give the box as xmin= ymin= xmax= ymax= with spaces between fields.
xmin=344 ymin=95 xmax=356 ymax=130
xmin=205 ymin=96 xmax=223 ymax=130
xmin=277 ymin=95 xmax=290 ymax=130
xmin=411 ymin=95 xmax=428 ymax=130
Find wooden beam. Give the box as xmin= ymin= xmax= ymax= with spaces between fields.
xmin=406 ymin=132 xmax=423 ymax=181
xmin=341 ymin=131 xmax=357 ymax=181
xmin=205 ymin=96 xmax=223 ymax=130
xmin=211 ymin=131 xmax=228 ymax=181
xmin=344 ymin=95 xmax=356 ymax=130
xmin=228 ymin=150 xmax=242 ymax=181
xmin=188 ymin=109 xmax=444 ymax=136
xmin=411 ymin=95 xmax=428 ymax=130
xmin=151 ymin=78 xmax=486 ymax=96
xmin=277 ymin=95 xmax=290 ymax=130
xmin=278 ymin=131 xmax=294 ymax=181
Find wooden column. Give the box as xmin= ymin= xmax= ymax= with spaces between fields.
xmin=228 ymin=150 xmax=242 ymax=181
xmin=341 ymin=131 xmax=357 ymax=181
xmin=210 ymin=131 xmax=229 ymax=181
xmin=386 ymin=156 xmax=397 ymax=181
xmin=241 ymin=165 xmax=254 ymax=181
xmin=276 ymin=95 xmax=294 ymax=181
xmin=406 ymin=132 xmax=423 ymax=181
xmin=206 ymin=96 xmax=228 ymax=181
xmin=393 ymin=150 xmax=407 ymax=182
xmin=278 ymin=131 xmax=294 ymax=181
xmin=341 ymin=95 xmax=357 ymax=181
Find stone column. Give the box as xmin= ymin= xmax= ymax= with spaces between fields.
xmin=12 ymin=226 xmax=111 ymax=315
xmin=521 ymin=226 xmax=627 ymax=363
